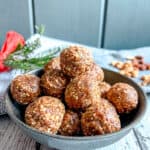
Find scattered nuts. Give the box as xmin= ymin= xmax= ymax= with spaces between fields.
xmin=131 ymin=56 xmax=148 ymax=71
xmin=111 ymin=60 xmax=139 ymax=78
xmin=111 ymin=55 xmax=150 ymax=79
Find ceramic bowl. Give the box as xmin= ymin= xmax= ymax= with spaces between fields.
xmin=5 ymin=68 xmax=147 ymax=150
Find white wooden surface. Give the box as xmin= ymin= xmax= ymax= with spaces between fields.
xmin=133 ymin=94 xmax=150 ymax=150
xmin=34 ymin=0 xmax=103 ymax=47
xmin=0 ymin=0 xmax=30 ymax=46
xmin=0 ymin=116 xmax=35 ymax=150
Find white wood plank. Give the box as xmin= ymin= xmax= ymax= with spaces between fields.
xmin=133 ymin=95 xmax=150 ymax=150
xmin=98 ymin=131 xmax=140 ymax=150
xmin=104 ymin=0 xmax=150 ymax=49
xmin=0 ymin=0 xmax=31 ymax=45
xmin=34 ymin=0 xmax=102 ymax=47
xmin=40 ymin=130 xmax=140 ymax=150
xmin=0 ymin=116 xmax=36 ymax=150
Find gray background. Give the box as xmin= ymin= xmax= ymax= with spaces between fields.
xmin=0 ymin=0 xmax=150 ymax=50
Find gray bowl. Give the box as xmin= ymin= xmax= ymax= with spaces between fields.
xmin=5 ymin=68 xmax=147 ymax=150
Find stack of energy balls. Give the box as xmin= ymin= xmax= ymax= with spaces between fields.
xmin=10 ymin=46 xmax=138 ymax=136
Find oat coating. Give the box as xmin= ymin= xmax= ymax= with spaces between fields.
xmin=11 ymin=74 xmax=40 ymax=105
xmin=44 ymin=57 xmax=60 ymax=73
xmin=25 ymin=96 xmax=65 ymax=134
xmin=60 ymin=46 xmax=94 ymax=77
xmin=99 ymin=82 xmax=111 ymax=98
xmin=65 ymin=73 xmax=101 ymax=111
xmin=58 ymin=110 xmax=80 ymax=136
xmin=81 ymin=99 xmax=121 ymax=136
xmin=107 ymin=82 xmax=138 ymax=113
xmin=40 ymin=69 xmax=68 ymax=98
xmin=84 ymin=63 xmax=104 ymax=82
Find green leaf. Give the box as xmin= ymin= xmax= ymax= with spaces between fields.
xmin=4 ymin=46 xmax=63 ymax=71
xmin=35 ymin=24 xmax=45 ymax=35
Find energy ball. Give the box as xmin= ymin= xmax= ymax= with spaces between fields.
xmin=65 ymin=73 xmax=100 ymax=111
xmin=107 ymin=82 xmax=138 ymax=113
xmin=25 ymin=96 xmax=65 ymax=134
xmin=60 ymin=46 xmax=94 ymax=77
xmin=44 ymin=57 xmax=60 ymax=73
xmin=11 ymin=74 xmax=40 ymax=105
xmin=99 ymin=82 xmax=111 ymax=98
xmin=81 ymin=99 xmax=121 ymax=136
xmin=59 ymin=110 xmax=80 ymax=136
xmin=84 ymin=63 xmax=104 ymax=82
xmin=40 ymin=69 xmax=68 ymax=98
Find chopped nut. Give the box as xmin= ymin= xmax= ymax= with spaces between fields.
xmin=123 ymin=61 xmax=133 ymax=69
xmin=115 ymin=62 xmax=124 ymax=69
xmin=135 ymin=56 xmax=143 ymax=60
xmin=119 ymin=70 xmax=125 ymax=74
xmin=146 ymin=64 xmax=150 ymax=70
xmin=138 ymin=64 xmax=147 ymax=70
xmin=141 ymin=75 xmax=150 ymax=86
xmin=111 ymin=61 xmax=124 ymax=69
xmin=111 ymin=61 xmax=118 ymax=66
xmin=131 ymin=70 xmax=139 ymax=77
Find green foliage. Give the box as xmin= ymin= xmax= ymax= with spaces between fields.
xmin=4 ymin=25 xmax=62 ymax=71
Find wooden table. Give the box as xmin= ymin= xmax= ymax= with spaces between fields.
xmin=0 ymin=36 xmax=150 ymax=150
xmin=0 ymin=97 xmax=149 ymax=150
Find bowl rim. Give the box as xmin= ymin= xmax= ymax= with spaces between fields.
xmin=5 ymin=68 xmax=148 ymax=141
